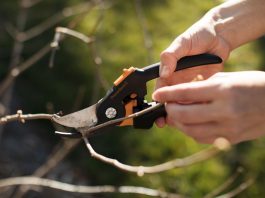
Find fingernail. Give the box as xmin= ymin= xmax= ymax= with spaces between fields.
xmin=160 ymin=65 xmax=170 ymax=78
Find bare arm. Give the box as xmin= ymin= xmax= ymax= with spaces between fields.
xmin=158 ymin=0 xmax=265 ymax=79
xmin=210 ymin=0 xmax=265 ymax=50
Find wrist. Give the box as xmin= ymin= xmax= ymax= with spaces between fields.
xmin=208 ymin=0 xmax=265 ymax=50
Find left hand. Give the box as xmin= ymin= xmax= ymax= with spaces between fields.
xmin=152 ymin=71 xmax=265 ymax=144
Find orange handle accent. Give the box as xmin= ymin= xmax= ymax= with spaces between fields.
xmin=119 ymin=99 xmax=137 ymax=126
xmin=114 ymin=67 xmax=135 ymax=86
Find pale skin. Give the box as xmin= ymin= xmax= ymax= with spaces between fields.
xmin=153 ymin=0 xmax=265 ymax=144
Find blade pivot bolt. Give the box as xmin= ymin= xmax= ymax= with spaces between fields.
xmin=105 ymin=107 xmax=117 ymax=119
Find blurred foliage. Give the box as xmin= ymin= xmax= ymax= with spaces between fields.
xmin=0 ymin=0 xmax=265 ymax=197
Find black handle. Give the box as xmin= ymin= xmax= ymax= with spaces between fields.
xmin=133 ymin=53 xmax=222 ymax=129
xmin=134 ymin=104 xmax=166 ymax=129
xmin=142 ymin=53 xmax=222 ymax=81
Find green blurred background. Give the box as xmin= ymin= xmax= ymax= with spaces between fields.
xmin=0 ymin=0 xmax=265 ymax=197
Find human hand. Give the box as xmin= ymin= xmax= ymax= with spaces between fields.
xmin=155 ymin=0 xmax=265 ymax=127
xmin=155 ymin=11 xmax=231 ymax=126
xmin=153 ymin=71 xmax=265 ymax=144
xmin=158 ymin=0 xmax=265 ymax=84
xmin=157 ymin=11 xmax=231 ymax=82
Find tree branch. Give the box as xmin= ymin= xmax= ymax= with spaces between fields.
xmin=215 ymin=178 xmax=254 ymax=198
xmin=0 ymin=110 xmax=56 ymax=124
xmin=21 ymin=0 xmax=43 ymax=8
xmin=0 ymin=176 xmax=183 ymax=198
xmin=49 ymin=27 xmax=94 ymax=68
xmin=83 ymin=137 xmax=230 ymax=176
xmin=17 ymin=1 xmax=95 ymax=42
xmin=204 ymin=167 xmax=244 ymax=198
xmin=0 ymin=107 xmax=231 ymax=178
xmin=49 ymin=27 xmax=110 ymax=90
xmin=134 ymin=0 xmax=153 ymax=63
xmin=0 ymin=43 xmax=51 ymax=96
xmin=14 ymin=85 xmax=89 ymax=197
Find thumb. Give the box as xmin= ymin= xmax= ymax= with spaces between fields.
xmin=160 ymin=35 xmax=191 ymax=78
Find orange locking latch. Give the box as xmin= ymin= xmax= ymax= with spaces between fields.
xmin=114 ymin=67 xmax=135 ymax=86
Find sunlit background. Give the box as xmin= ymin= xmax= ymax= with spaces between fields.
xmin=0 ymin=0 xmax=265 ymax=197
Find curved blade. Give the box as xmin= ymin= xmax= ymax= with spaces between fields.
xmin=53 ymin=104 xmax=98 ymax=129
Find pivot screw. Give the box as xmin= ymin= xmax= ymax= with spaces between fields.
xmin=105 ymin=107 xmax=117 ymax=119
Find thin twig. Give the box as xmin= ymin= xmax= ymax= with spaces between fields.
xmin=0 ymin=176 xmax=183 ymax=198
xmin=14 ymin=87 xmax=87 ymax=198
xmin=87 ymin=0 xmax=110 ymax=90
xmin=0 ymin=43 xmax=51 ymax=96
xmin=88 ymin=40 xmax=110 ymax=91
xmin=0 ymin=5 xmax=97 ymax=96
xmin=204 ymin=167 xmax=244 ymax=198
xmin=55 ymin=27 xmax=95 ymax=44
xmin=0 ymin=110 xmax=56 ymax=124
xmin=134 ymin=0 xmax=153 ymax=63
xmin=13 ymin=4 xmax=104 ymax=197
xmin=17 ymin=1 xmax=95 ymax=42
xmin=4 ymin=23 xmax=17 ymax=40
xmin=49 ymin=22 xmax=109 ymax=89
xmin=49 ymin=27 xmax=94 ymax=68
xmin=88 ymin=0 xmax=105 ymax=36
xmin=215 ymin=178 xmax=254 ymax=198
xmin=15 ymin=140 xmax=81 ymax=198
xmin=21 ymin=0 xmax=43 ymax=8
xmin=83 ymin=137 xmax=230 ymax=176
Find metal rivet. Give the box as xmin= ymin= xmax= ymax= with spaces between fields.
xmin=105 ymin=107 xmax=117 ymax=119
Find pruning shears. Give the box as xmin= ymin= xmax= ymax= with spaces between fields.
xmin=53 ymin=54 xmax=222 ymax=138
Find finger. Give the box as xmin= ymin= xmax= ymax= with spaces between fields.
xmin=155 ymin=117 xmax=166 ymax=128
xmin=153 ymin=80 xmax=219 ymax=103
xmin=174 ymin=121 xmax=220 ymax=141
xmin=176 ymin=121 xmax=241 ymax=145
xmin=160 ymin=35 xmax=191 ymax=78
xmin=165 ymin=117 xmax=221 ymax=145
xmin=165 ymin=102 xmax=220 ymax=124
xmin=160 ymin=50 xmax=178 ymax=78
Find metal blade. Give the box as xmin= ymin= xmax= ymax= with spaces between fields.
xmin=52 ymin=104 xmax=98 ymax=129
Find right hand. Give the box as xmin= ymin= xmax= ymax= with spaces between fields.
xmin=154 ymin=11 xmax=231 ymax=127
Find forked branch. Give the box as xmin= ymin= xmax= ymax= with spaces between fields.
xmin=83 ymin=137 xmax=230 ymax=176
xmin=0 ymin=105 xmax=230 ymax=177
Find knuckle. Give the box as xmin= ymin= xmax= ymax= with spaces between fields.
xmin=220 ymin=86 xmax=240 ymax=119
xmin=222 ymin=100 xmax=239 ymax=120
xmin=166 ymin=106 xmax=191 ymax=123
xmin=178 ymin=89 xmax=191 ymax=102
xmin=178 ymin=35 xmax=190 ymax=47
xmin=160 ymin=50 xmax=174 ymax=60
xmin=177 ymin=110 xmax=191 ymax=123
